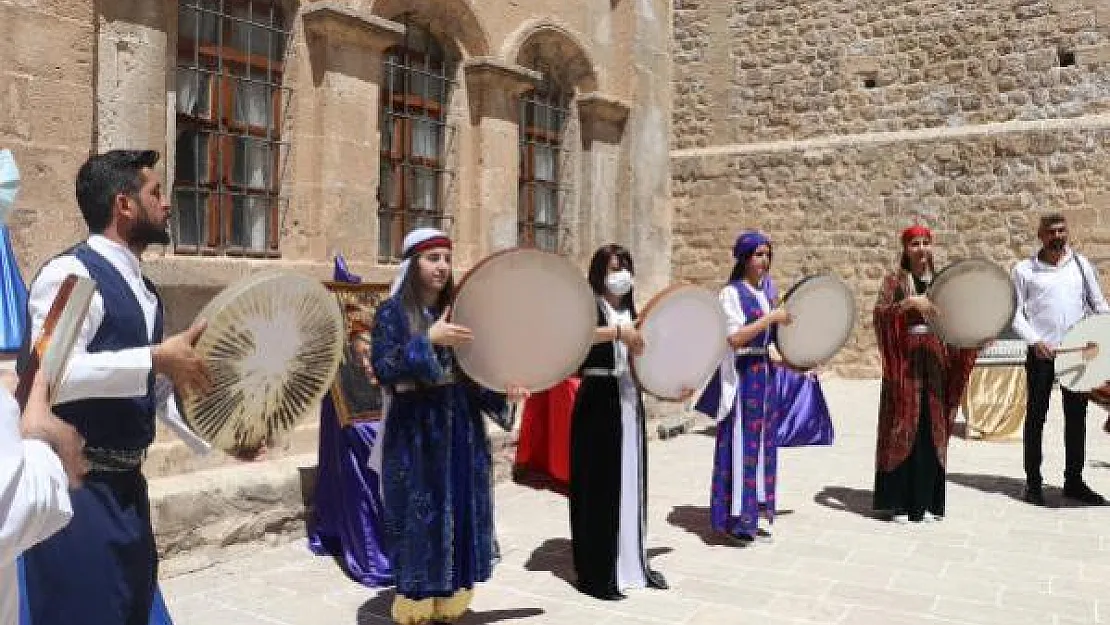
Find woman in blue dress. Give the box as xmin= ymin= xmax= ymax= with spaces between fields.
xmin=370 ymin=228 xmax=526 ymax=625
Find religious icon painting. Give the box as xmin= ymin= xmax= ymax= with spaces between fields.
xmin=324 ymin=281 xmax=390 ymax=426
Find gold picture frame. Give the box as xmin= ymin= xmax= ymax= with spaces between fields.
xmin=324 ymin=281 xmax=390 ymax=426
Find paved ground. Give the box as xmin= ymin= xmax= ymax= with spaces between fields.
xmin=163 ymin=379 xmax=1110 ymax=625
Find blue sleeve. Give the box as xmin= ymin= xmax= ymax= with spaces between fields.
xmin=470 ymin=385 xmax=512 ymax=431
xmin=370 ymin=298 xmax=444 ymax=385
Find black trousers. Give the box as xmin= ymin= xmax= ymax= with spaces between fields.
xmin=1024 ymin=349 xmax=1088 ymax=486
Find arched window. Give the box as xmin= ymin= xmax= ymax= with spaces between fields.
xmin=518 ymin=73 xmax=568 ymax=252
xmin=174 ymin=0 xmax=290 ymax=256
xmin=378 ymin=21 xmax=453 ymax=261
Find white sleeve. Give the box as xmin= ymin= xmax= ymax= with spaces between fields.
xmin=1010 ymin=262 xmax=1040 ymax=345
xmin=1079 ymin=255 xmax=1110 ymax=315
xmin=0 ymin=391 xmax=72 ymax=562
xmin=720 ymin=286 xmax=747 ymax=334
xmin=29 ymin=256 xmax=155 ymax=404
xmin=154 ymin=375 xmax=211 ymax=455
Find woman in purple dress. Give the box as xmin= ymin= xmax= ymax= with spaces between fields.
xmin=695 ymin=231 xmax=791 ymax=543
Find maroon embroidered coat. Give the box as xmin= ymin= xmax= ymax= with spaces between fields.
xmin=873 ymin=272 xmax=978 ymax=472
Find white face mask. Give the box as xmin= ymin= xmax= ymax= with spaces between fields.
xmin=605 ymin=269 xmax=634 ymax=297
xmin=0 ymin=150 xmax=19 ymax=226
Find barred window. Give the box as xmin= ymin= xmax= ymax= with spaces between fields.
xmin=378 ymin=22 xmax=453 ymax=262
xmin=518 ymin=76 xmax=568 ymax=253
xmin=174 ymin=0 xmax=290 ymax=256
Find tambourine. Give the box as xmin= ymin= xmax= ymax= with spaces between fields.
xmin=776 ymin=274 xmax=856 ymax=370
xmin=450 ymin=248 xmax=596 ymax=393
xmin=177 ymin=271 xmax=346 ymax=453
xmin=632 ymin=284 xmax=728 ymax=401
xmin=927 ymin=258 xmax=1016 ymax=348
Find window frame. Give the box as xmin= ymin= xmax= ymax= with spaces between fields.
xmin=173 ymin=0 xmax=289 ymax=258
xmin=517 ymin=77 xmax=570 ymax=253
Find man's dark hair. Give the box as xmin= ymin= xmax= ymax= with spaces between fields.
xmin=1038 ymin=212 xmax=1067 ymax=232
xmin=75 ymin=150 xmax=160 ymax=233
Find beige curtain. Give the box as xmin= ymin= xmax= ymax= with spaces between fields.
xmin=961 ymin=365 xmax=1026 ymax=441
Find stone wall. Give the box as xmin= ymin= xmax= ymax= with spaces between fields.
xmin=672 ymin=118 xmax=1110 ymax=376
xmin=0 ymin=1 xmax=96 ymax=272
xmin=672 ymin=0 xmax=1110 ymax=376
xmin=673 ymin=0 xmax=1110 ymax=149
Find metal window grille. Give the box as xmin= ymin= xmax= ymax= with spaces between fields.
xmin=518 ymin=76 xmax=571 ymax=254
xmin=378 ymin=19 xmax=455 ymax=262
xmin=174 ymin=0 xmax=292 ymax=257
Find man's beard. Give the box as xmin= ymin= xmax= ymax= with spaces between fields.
xmin=131 ymin=214 xmax=171 ymax=247
xmin=1047 ymin=238 xmax=1066 ymax=252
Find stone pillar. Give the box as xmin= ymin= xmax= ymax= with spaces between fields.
xmin=577 ymin=92 xmax=630 ymax=256
xmin=302 ymin=4 xmax=404 ymax=266
xmin=464 ymin=58 xmax=539 ymax=254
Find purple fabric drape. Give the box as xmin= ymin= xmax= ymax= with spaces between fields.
xmin=305 ymin=256 xmax=392 ymax=586
xmin=772 ymin=366 xmax=834 ymax=447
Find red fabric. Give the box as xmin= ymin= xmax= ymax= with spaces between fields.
xmin=900 ymin=225 xmax=933 ymax=244
xmin=514 ymin=377 xmax=580 ymax=489
xmin=409 ymin=236 xmax=452 ymax=256
xmin=873 ymin=273 xmax=977 ymax=472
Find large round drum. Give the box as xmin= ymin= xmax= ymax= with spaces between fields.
xmin=632 ymin=284 xmax=728 ymax=401
xmin=777 ymin=274 xmax=856 ymax=370
xmin=451 ymin=248 xmax=596 ymax=393
xmin=179 ymin=271 xmax=346 ymax=453
xmin=927 ymin=258 xmax=1015 ymax=348
xmin=1055 ymin=314 xmax=1110 ymax=393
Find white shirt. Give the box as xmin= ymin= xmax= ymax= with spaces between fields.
xmin=0 ymin=389 xmax=72 ymax=625
xmin=28 ymin=235 xmax=209 ymax=453
xmin=1011 ymin=248 xmax=1110 ymax=347
xmin=710 ymin=282 xmax=772 ymax=422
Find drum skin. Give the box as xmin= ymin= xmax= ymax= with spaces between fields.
xmin=777 ymin=274 xmax=856 ymax=370
xmin=927 ymin=258 xmax=1016 ymax=348
xmin=632 ymin=284 xmax=728 ymax=401
xmin=1055 ymin=313 xmax=1110 ymax=393
xmin=451 ymin=248 xmax=596 ymax=393
xmin=179 ymin=271 xmax=346 ymax=453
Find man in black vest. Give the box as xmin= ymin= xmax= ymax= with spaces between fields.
xmin=19 ymin=150 xmax=211 ymax=625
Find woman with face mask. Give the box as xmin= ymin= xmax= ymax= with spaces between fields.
xmin=872 ymin=225 xmax=978 ymax=523
xmin=369 ymin=228 xmax=527 ymax=625
xmin=694 ymin=231 xmax=791 ymax=544
xmin=568 ymin=244 xmax=667 ymax=601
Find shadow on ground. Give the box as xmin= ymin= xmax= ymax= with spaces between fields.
xmin=946 ymin=472 xmax=1104 ymax=509
xmin=812 ymin=485 xmax=879 ymax=519
xmin=358 ymin=590 xmax=544 ymax=625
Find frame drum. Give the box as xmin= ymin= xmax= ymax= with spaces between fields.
xmin=1055 ymin=314 xmax=1110 ymax=393
xmin=632 ymin=284 xmax=728 ymax=401
xmin=451 ymin=248 xmax=596 ymax=393
xmin=179 ymin=271 xmax=346 ymax=453
xmin=927 ymin=258 xmax=1016 ymax=348
xmin=777 ymin=274 xmax=856 ymax=370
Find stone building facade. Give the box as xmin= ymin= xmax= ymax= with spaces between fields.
xmin=672 ymin=0 xmax=1110 ymax=376
xmin=1 ymin=0 xmax=670 ymax=475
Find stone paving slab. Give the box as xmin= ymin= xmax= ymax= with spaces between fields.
xmin=163 ymin=379 xmax=1110 ymax=625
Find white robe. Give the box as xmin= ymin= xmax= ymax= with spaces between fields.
xmin=0 ymin=388 xmax=72 ymax=625
xmin=600 ymin=300 xmax=648 ymax=591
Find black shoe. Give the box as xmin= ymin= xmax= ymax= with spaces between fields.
xmin=1022 ymin=483 xmax=1045 ymax=506
xmin=1063 ymin=481 xmax=1108 ymax=505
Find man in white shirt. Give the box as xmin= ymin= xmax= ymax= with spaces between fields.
xmin=1011 ymin=213 xmax=1108 ymax=506
xmin=19 ymin=150 xmax=212 ymax=625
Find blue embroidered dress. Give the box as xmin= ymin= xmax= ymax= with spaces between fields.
xmin=370 ymin=296 xmax=505 ymax=599
xmin=695 ymin=280 xmax=781 ymax=537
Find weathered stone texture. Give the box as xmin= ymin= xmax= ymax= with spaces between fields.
xmin=672 ymin=122 xmax=1110 ymax=376
xmin=673 ymin=0 xmax=1110 ymax=149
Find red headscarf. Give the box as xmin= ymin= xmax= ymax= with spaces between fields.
xmin=901 ymin=224 xmax=932 ymax=246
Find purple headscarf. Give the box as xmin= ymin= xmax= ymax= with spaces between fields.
xmin=733 ymin=230 xmax=772 ymax=261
